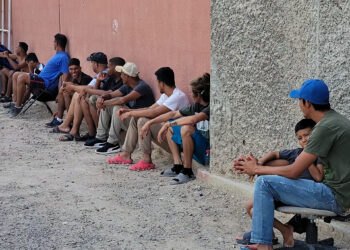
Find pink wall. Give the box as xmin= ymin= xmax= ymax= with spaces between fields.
xmin=11 ymin=0 xmax=210 ymax=99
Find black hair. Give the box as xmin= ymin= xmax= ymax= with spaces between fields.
xmin=54 ymin=33 xmax=68 ymax=49
xmin=109 ymin=57 xmax=125 ymax=67
xmin=302 ymin=99 xmax=331 ymax=111
xmin=25 ymin=52 xmax=39 ymax=63
xmin=19 ymin=42 xmax=28 ymax=53
xmin=191 ymin=73 xmax=210 ymax=102
xmin=295 ymin=118 xmax=316 ymax=133
xmin=154 ymin=67 xmax=175 ymax=87
xmin=69 ymin=58 xmax=80 ymax=67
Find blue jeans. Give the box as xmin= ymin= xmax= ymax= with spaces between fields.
xmin=251 ymin=175 xmax=344 ymax=245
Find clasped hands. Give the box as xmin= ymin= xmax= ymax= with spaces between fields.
xmin=233 ymin=152 xmax=261 ymax=179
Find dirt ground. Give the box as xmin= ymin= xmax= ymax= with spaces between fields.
xmin=0 ymin=103 xmax=252 ymax=250
xmin=1 ymin=103 xmax=349 ymax=250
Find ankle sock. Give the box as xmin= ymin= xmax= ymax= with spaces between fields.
xmin=181 ymin=167 xmax=194 ymax=176
xmin=171 ymin=164 xmax=184 ymax=174
xmin=56 ymin=117 xmax=63 ymax=122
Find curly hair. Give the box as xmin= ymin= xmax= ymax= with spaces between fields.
xmin=190 ymin=73 xmax=210 ymax=102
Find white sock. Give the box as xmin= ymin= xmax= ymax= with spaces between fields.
xmin=56 ymin=117 xmax=63 ymax=122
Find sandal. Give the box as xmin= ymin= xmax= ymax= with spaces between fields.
xmin=236 ymin=231 xmax=279 ymax=245
xmin=75 ymin=133 xmax=94 ymax=142
xmin=59 ymin=133 xmax=81 ymax=141
xmin=50 ymin=126 xmax=69 ymax=134
xmin=107 ymin=155 xmax=133 ymax=164
xmin=129 ymin=160 xmax=155 ymax=171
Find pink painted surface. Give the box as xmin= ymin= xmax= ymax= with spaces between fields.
xmin=11 ymin=0 xmax=210 ymax=99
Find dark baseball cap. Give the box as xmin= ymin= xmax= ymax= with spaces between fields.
xmin=87 ymin=52 xmax=108 ymax=64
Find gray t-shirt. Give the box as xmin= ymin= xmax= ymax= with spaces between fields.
xmin=279 ymin=148 xmax=321 ymax=180
xmin=179 ymin=103 xmax=210 ymax=139
xmin=118 ymin=80 xmax=155 ymax=109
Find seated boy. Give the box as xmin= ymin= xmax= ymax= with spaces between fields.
xmin=141 ymin=73 xmax=210 ymax=185
xmin=236 ymin=118 xmax=324 ymax=247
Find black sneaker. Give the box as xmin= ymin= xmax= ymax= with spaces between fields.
xmin=3 ymin=102 xmax=15 ymax=109
xmin=95 ymin=142 xmax=121 ymax=155
xmin=9 ymin=107 xmax=22 ymax=118
xmin=45 ymin=117 xmax=63 ymax=127
xmin=84 ymin=137 xmax=106 ymax=148
xmin=0 ymin=96 xmax=11 ymax=103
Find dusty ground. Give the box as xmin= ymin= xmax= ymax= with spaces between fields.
xmin=0 ymin=103 xmax=252 ymax=250
xmin=1 ymin=103 xmax=348 ymax=250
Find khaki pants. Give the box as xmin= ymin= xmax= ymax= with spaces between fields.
xmin=122 ymin=117 xmax=170 ymax=154
xmin=96 ymin=98 xmax=130 ymax=145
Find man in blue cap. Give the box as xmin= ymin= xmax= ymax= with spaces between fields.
xmin=233 ymin=79 xmax=350 ymax=249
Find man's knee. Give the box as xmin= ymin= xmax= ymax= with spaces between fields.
xmin=180 ymin=125 xmax=195 ymax=137
xmin=137 ymin=117 xmax=149 ymax=128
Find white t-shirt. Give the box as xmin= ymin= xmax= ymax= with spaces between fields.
xmin=156 ymin=88 xmax=190 ymax=111
xmin=88 ymin=69 xmax=108 ymax=87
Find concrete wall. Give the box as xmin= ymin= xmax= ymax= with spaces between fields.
xmin=11 ymin=0 xmax=210 ymax=99
xmin=211 ymin=0 xmax=350 ymax=177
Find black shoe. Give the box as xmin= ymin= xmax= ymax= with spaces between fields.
xmin=9 ymin=107 xmax=22 ymax=118
xmin=3 ymin=102 xmax=15 ymax=109
xmin=0 ymin=96 xmax=12 ymax=103
xmin=84 ymin=137 xmax=106 ymax=148
xmin=95 ymin=142 xmax=121 ymax=155
xmin=45 ymin=117 xmax=63 ymax=127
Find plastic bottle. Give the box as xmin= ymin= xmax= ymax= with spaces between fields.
xmin=205 ymin=149 xmax=210 ymax=166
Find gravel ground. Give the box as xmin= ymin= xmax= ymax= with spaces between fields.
xmin=0 ymin=103 xmax=251 ymax=250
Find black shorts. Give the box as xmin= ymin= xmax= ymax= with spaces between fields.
xmin=29 ymin=74 xmax=57 ymax=102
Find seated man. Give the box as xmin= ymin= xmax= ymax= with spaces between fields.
xmin=142 ymin=73 xmax=210 ymax=184
xmin=233 ymin=79 xmax=350 ymax=250
xmin=45 ymin=58 xmax=92 ymax=127
xmin=84 ymin=62 xmax=155 ymax=154
xmin=56 ymin=56 xmax=125 ymax=141
xmin=9 ymin=34 xmax=69 ymax=117
xmin=4 ymin=52 xmax=44 ymax=109
xmin=0 ymin=42 xmax=29 ymax=103
xmin=107 ymin=67 xmax=190 ymax=171
xmin=236 ymin=118 xmax=324 ymax=247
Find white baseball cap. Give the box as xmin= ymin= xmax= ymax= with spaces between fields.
xmin=115 ymin=62 xmax=139 ymax=77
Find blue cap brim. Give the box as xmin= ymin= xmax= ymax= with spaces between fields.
xmin=289 ymin=89 xmax=300 ymax=99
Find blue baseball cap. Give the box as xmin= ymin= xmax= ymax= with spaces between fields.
xmin=289 ymin=79 xmax=329 ymax=104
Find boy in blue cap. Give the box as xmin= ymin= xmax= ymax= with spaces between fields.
xmin=233 ymin=79 xmax=350 ymax=249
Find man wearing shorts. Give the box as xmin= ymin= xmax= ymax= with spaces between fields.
xmin=9 ymin=33 xmax=69 ymax=118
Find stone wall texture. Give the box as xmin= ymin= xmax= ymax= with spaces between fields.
xmin=211 ymin=0 xmax=350 ymax=177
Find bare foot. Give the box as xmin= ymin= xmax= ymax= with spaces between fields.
xmin=120 ymin=151 xmax=132 ymax=161
xmin=281 ymin=224 xmax=294 ymax=247
xmin=57 ymin=124 xmax=70 ymax=133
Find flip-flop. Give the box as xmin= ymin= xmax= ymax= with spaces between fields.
xmin=59 ymin=133 xmax=81 ymax=141
xmin=50 ymin=126 xmax=69 ymax=134
xmin=129 ymin=160 xmax=155 ymax=171
xmin=107 ymin=155 xmax=133 ymax=164
xmin=236 ymin=231 xmax=279 ymax=245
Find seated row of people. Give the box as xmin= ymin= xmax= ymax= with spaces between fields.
xmin=2 ymin=33 xmax=211 ymax=185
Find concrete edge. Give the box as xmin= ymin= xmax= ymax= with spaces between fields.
xmin=196 ymin=168 xmax=350 ymax=245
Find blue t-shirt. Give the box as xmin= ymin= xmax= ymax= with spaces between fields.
xmin=39 ymin=51 xmax=69 ymax=90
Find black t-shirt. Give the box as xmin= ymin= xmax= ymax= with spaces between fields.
xmin=100 ymin=77 xmax=123 ymax=91
xmin=118 ymin=80 xmax=155 ymax=109
xmin=72 ymin=72 xmax=93 ymax=86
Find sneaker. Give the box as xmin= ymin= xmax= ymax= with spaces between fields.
xmin=3 ymin=102 xmax=15 ymax=109
xmin=84 ymin=137 xmax=106 ymax=148
xmin=170 ymin=169 xmax=195 ymax=185
xmin=95 ymin=142 xmax=121 ymax=155
xmin=0 ymin=96 xmax=11 ymax=103
xmin=9 ymin=107 xmax=22 ymax=118
xmin=45 ymin=117 xmax=63 ymax=127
